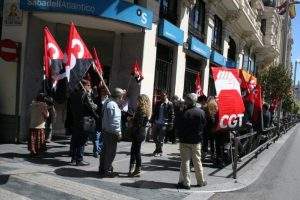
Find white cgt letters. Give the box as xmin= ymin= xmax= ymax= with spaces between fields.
xmin=219 ymin=114 xmax=244 ymax=129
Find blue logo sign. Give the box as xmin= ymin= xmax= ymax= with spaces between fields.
xmin=20 ymin=0 xmax=153 ymax=29
xmin=226 ymin=59 xmax=237 ymax=68
xmin=211 ymin=50 xmax=226 ymax=66
xmin=158 ymin=19 xmax=184 ymax=45
xmin=190 ymin=37 xmax=211 ymax=59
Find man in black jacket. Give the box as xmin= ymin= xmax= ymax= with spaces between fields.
xmin=69 ymin=79 xmax=100 ymax=166
xmin=150 ymin=91 xmax=174 ymax=156
xmin=177 ymin=93 xmax=207 ymax=190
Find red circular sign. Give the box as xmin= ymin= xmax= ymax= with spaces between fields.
xmin=0 ymin=39 xmax=18 ymax=62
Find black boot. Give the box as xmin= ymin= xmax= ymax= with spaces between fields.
xmin=128 ymin=164 xmax=135 ymax=177
xmin=131 ymin=166 xmax=141 ymax=177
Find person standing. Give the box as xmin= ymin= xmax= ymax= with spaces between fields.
xmin=263 ymin=103 xmax=271 ymax=129
xmin=177 ymin=93 xmax=207 ymax=190
xmin=99 ymin=88 xmax=125 ymax=177
xmin=44 ymin=96 xmax=56 ymax=143
xmin=28 ymin=94 xmax=49 ymax=156
xmin=69 ymin=78 xmax=99 ymax=166
xmin=150 ymin=91 xmax=174 ymax=156
xmin=128 ymin=94 xmax=151 ymax=177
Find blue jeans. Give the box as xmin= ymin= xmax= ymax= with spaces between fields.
xmin=90 ymin=131 xmax=103 ymax=155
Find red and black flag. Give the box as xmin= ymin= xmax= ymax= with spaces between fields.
xmin=252 ymin=84 xmax=263 ymax=123
xmin=276 ymin=0 xmax=297 ymax=18
xmin=92 ymin=47 xmax=103 ymax=75
xmin=43 ymin=26 xmax=65 ymax=90
xmin=131 ymin=60 xmax=144 ymax=83
xmin=65 ymin=23 xmax=93 ymax=92
xmin=195 ymin=72 xmax=203 ymax=96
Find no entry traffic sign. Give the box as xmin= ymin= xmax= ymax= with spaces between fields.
xmin=0 ymin=39 xmax=19 ymax=62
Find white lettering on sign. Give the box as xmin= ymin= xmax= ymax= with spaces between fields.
xmin=27 ymin=0 xmax=96 ymax=13
xmin=214 ymin=71 xmax=241 ymax=96
xmin=220 ymin=114 xmax=244 ymax=129
xmin=141 ymin=12 xmax=148 ymax=24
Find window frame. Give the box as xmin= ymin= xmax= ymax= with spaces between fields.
xmin=212 ymin=15 xmax=223 ymax=54
xmin=189 ymin=0 xmax=206 ymax=41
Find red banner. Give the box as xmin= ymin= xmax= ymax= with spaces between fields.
xmin=212 ymin=67 xmax=245 ymax=130
xmin=195 ymin=72 xmax=203 ymax=96
xmin=252 ymin=84 xmax=263 ymax=122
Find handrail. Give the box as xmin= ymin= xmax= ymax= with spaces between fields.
xmin=231 ymin=119 xmax=298 ymax=179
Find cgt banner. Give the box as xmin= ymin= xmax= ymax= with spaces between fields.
xmin=211 ymin=67 xmax=245 ymax=130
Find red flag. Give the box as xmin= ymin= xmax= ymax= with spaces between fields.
xmin=195 ymin=72 xmax=203 ymax=96
xmin=131 ymin=60 xmax=144 ymax=83
xmin=92 ymin=48 xmax=103 ymax=75
xmin=270 ymin=98 xmax=280 ymax=113
xmin=65 ymin=22 xmax=93 ymax=92
xmin=252 ymin=84 xmax=263 ymax=122
xmin=211 ymin=67 xmax=245 ymax=130
xmin=276 ymin=0 xmax=288 ymax=15
xmin=43 ymin=26 xmax=65 ymax=89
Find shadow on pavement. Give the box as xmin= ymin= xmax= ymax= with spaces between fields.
xmin=121 ymin=180 xmax=176 ymax=189
xmin=142 ymin=159 xmax=180 ymax=172
xmin=54 ymin=167 xmax=99 ymax=178
xmin=0 ymin=151 xmax=71 ymax=167
xmin=117 ymin=151 xmax=131 ymax=156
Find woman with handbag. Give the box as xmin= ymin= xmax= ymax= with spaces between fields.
xmin=128 ymin=94 xmax=151 ymax=177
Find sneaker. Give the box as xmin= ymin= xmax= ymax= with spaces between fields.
xmin=177 ymin=183 xmax=191 ymax=190
xmin=196 ymin=181 xmax=207 ymax=187
xmin=76 ymin=161 xmax=90 ymax=166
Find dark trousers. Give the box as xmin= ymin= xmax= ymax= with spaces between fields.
xmin=99 ymin=132 xmax=118 ymax=174
xmin=130 ymin=140 xmax=142 ymax=167
xmin=165 ymin=128 xmax=176 ymax=143
xmin=71 ymin=128 xmax=88 ymax=162
xmin=153 ymin=124 xmax=167 ymax=153
xmin=202 ymin=131 xmax=209 ymax=153
xmin=130 ymin=131 xmax=145 ymax=167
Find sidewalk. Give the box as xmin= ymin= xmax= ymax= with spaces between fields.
xmin=0 ymin=124 xmax=298 ymax=200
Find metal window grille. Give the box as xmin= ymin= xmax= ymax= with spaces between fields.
xmin=154 ymin=58 xmax=173 ymax=94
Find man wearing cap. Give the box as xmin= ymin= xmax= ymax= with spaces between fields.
xmin=177 ymin=93 xmax=207 ymax=189
xmin=99 ymin=88 xmax=125 ymax=177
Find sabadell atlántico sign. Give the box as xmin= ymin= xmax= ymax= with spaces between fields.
xmin=20 ymin=0 xmax=153 ymax=29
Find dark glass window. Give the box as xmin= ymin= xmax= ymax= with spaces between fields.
xmin=242 ymin=49 xmax=257 ymax=75
xmin=228 ymin=37 xmax=237 ymax=62
xmin=212 ymin=15 xmax=223 ymax=53
xmin=159 ymin=0 xmax=178 ymax=24
xmin=263 ymin=0 xmax=276 ymax=7
xmin=189 ymin=0 xmax=205 ymax=40
xmin=261 ymin=19 xmax=267 ymax=36
xmin=184 ymin=56 xmax=204 ymax=95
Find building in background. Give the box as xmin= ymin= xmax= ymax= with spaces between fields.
xmin=0 ymin=0 xmax=293 ymax=143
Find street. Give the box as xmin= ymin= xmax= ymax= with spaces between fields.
xmin=210 ymin=125 xmax=300 ymax=200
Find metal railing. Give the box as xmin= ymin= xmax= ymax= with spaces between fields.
xmin=231 ymin=117 xmax=298 ymax=179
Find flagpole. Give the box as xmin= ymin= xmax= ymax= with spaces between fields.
xmin=92 ymin=63 xmax=111 ymax=96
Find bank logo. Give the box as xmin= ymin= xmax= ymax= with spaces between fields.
xmin=136 ymin=8 xmax=148 ymax=25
